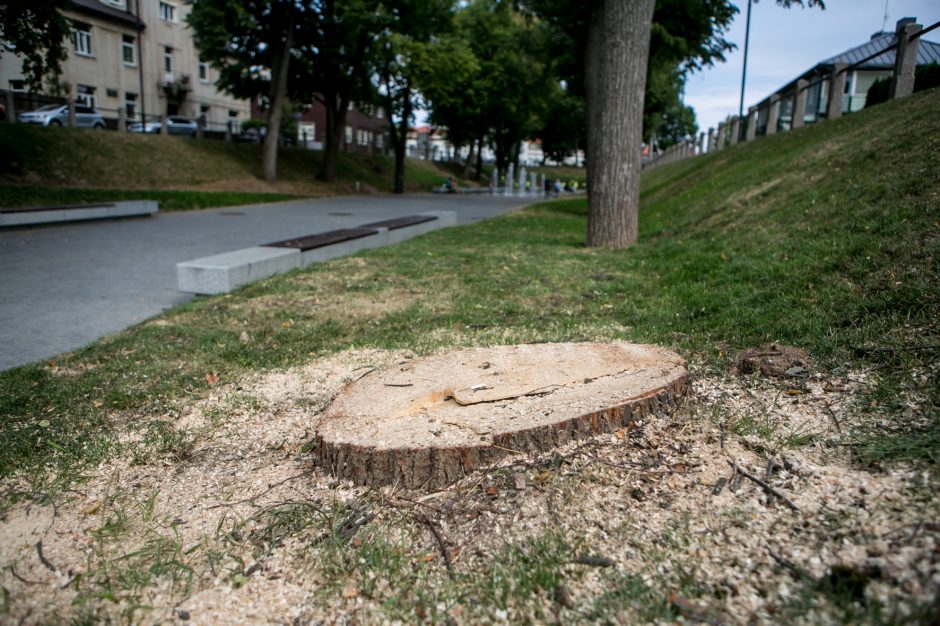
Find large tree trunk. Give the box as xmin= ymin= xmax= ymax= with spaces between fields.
xmin=585 ymin=0 xmax=655 ymax=248
xmin=262 ymin=27 xmax=292 ymax=183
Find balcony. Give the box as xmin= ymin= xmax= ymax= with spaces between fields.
xmin=160 ymin=72 xmax=191 ymax=98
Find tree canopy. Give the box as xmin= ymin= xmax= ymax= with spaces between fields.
xmin=0 ymin=0 xmax=72 ymax=93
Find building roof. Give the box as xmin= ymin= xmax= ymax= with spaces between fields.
xmin=71 ymin=0 xmax=145 ymax=29
xmin=755 ymin=19 xmax=940 ymax=106
xmin=819 ymin=30 xmax=940 ymax=70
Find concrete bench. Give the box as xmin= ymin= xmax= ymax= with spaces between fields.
xmin=175 ymin=210 xmax=458 ymax=295
xmin=176 ymin=246 xmax=301 ymax=295
xmin=0 ymin=200 xmax=158 ymax=228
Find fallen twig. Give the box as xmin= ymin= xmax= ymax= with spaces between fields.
xmin=821 ymin=400 xmax=843 ymax=435
xmin=206 ymin=470 xmax=315 ymax=510
xmin=36 ymin=540 xmax=57 ymax=573
xmin=419 ymin=516 xmax=454 ymax=577
xmin=728 ymin=460 xmax=799 ymax=511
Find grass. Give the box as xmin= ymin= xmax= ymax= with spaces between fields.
xmin=0 ymin=88 xmax=938 ymax=625
xmin=0 ymin=123 xmax=467 ymax=203
xmin=1 ymin=88 xmax=937 ymax=493
xmin=0 ymin=185 xmax=302 ymax=211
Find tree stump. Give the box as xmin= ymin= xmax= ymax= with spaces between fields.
xmin=316 ymin=342 xmax=688 ymax=489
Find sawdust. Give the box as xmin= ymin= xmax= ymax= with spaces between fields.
xmin=1 ymin=349 xmax=936 ymax=624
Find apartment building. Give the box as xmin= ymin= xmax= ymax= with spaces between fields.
xmin=0 ymin=0 xmax=250 ymax=129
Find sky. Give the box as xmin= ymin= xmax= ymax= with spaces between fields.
xmin=684 ymin=0 xmax=940 ymax=133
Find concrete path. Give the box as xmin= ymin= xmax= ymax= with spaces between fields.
xmin=0 ymin=192 xmax=537 ymax=371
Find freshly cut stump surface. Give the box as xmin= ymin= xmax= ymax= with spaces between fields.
xmin=317 ymin=342 xmax=688 ymax=489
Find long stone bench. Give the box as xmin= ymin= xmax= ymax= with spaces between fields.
xmin=176 ymin=210 xmax=457 ymax=295
xmin=0 ymin=200 xmax=159 ymax=227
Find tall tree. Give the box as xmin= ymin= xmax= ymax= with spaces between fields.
xmin=521 ymin=0 xmax=821 ymax=248
xmin=188 ymin=0 xmax=306 ymax=182
xmin=294 ymin=0 xmax=383 ymax=182
xmin=373 ymin=0 xmax=471 ymax=193
xmin=1 ymin=0 xmax=72 ymax=93
xmin=584 ymin=0 xmax=655 ymax=247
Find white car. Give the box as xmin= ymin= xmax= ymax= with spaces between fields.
xmin=18 ymin=103 xmax=106 ymax=129
xmin=128 ymin=115 xmax=198 ymax=136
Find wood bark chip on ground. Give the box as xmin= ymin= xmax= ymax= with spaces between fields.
xmin=315 ymin=343 xmax=688 ymax=488
xmin=727 ymin=459 xmax=799 ymax=512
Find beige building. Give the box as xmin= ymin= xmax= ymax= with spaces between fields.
xmin=1 ymin=0 xmax=250 ymax=130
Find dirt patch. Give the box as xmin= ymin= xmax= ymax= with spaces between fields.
xmin=736 ymin=344 xmax=812 ymax=378
xmin=1 ymin=350 xmax=936 ymax=624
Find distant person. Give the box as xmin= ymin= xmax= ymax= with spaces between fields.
xmin=544 ymin=177 xmax=553 ymax=196
xmin=444 ymin=176 xmax=456 ymax=193
xmin=563 ymin=181 xmax=573 ymax=192
xmin=554 ymin=179 xmax=563 ymax=194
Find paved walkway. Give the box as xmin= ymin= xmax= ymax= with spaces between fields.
xmin=0 ymin=192 xmax=537 ymax=371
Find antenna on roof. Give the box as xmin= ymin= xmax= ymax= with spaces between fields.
xmin=881 ymin=0 xmax=890 ymax=31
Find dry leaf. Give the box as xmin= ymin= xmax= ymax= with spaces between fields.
xmin=420 ymin=553 xmax=436 ymax=562
xmin=239 ymin=331 xmax=250 ymax=343
xmin=82 ymin=501 xmax=101 ymax=515
xmin=92 ymin=399 xmax=103 ymax=408
xmin=533 ymin=470 xmax=552 ymax=483
xmin=205 ymin=372 xmax=221 ymax=386
xmin=485 ymin=486 xmax=497 ymax=496
xmin=342 ymin=585 xmax=359 ymax=599
xmin=786 ymin=389 xmax=803 ymax=396
xmin=615 ymin=429 xmax=626 ymax=439
xmin=514 ymin=474 xmax=526 ymax=491
xmin=281 ymin=320 xmax=293 ymax=329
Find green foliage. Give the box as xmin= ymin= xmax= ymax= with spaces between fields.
xmin=866 ymin=63 xmax=940 ymax=109
xmin=0 ymin=0 xmax=71 ymax=92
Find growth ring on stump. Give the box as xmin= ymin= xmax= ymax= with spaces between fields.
xmin=316 ymin=342 xmax=688 ymax=489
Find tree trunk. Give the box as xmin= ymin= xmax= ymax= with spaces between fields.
xmin=474 ymin=135 xmax=484 ymax=180
xmin=462 ymin=141 xmax=475 ymax=178
xmin=584 ymin=0 xmax=655 ymax=248
xmin=390 ymin=97 xmax=411 ymax=195
xmin=319 ymin=95 xmax=348 ymax=182
xmin=263 ymin=27 xmax=293 ymax=184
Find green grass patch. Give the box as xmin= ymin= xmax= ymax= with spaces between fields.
xmin=0 ymin=123 xmax=465 ymax=195
xmin=1 ymin=89 xmax=938 ymax=500
xmin=0 ymin=185 xmax=303 ymax=211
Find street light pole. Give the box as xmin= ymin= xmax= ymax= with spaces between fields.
xmin=738 ymin=0 xmax=754 ymax=120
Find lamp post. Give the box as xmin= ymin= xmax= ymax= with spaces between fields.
xmin=738 ymin=0 xmax=755 ymax=120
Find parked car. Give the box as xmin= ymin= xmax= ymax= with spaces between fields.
xmin=17 ymin=103 xmax=106 ymax=129
xmin=128 ymin=115 xmax=198 ymax=136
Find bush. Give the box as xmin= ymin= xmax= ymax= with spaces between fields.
xmin=865 ymin=63 xmax=940 ymax=108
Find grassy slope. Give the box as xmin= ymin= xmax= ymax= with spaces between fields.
xmin=1 ymin=88 xmax=937 ymax=484
xmin=0 ymin=124 xmax=465 ymax=207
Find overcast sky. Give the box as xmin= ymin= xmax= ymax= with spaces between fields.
xmin=684 ymin=0 xmax=940 ymax=133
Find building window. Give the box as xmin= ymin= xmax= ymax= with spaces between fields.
xmin=298 ymin=122 xmax=315 ymax=145
xmin=376 ymin=107 xmax=384 ymax=119
xmin=105 ymin=0 xmax=126 ymax=8
xmin=198 ymin=59 xmax=209 ymax=83
xmin=9 ymin=79 xmax=26 ymax=92
xmin=375 ymin=132 xmax=384 ymax=149
xmin=163 ymin=46 xmax=173 ymax=73
xmin=72 ymin=22 xmax=93 ymax=57
xmin=159 ymin=2 xmax=177 ymax=22
xmin=345 ymin=126 xmax=353 ymax=143
xmin=125 ymin=92 xmax=137 ymax=118
xmin=76 ymin=84 xmax=96 ymax=107
xmin=122 ymin=35 xmax=136 ymax=66
xmin=228 ymin=110 xmax=239 ymax=133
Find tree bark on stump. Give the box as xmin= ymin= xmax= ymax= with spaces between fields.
xmin=585 ymin=0 xmax=655 ymax=248
xmin=315 ymin=342 xmax=688 ymax=489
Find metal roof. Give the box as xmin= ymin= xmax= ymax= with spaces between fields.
xmin=819 ymin=31 xmax=940 ymax=69
xmin=754 ymin=25 xmax=940 ymax=106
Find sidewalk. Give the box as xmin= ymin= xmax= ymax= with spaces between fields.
xmin=0 ymin=193 xmax=536 ymax=371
